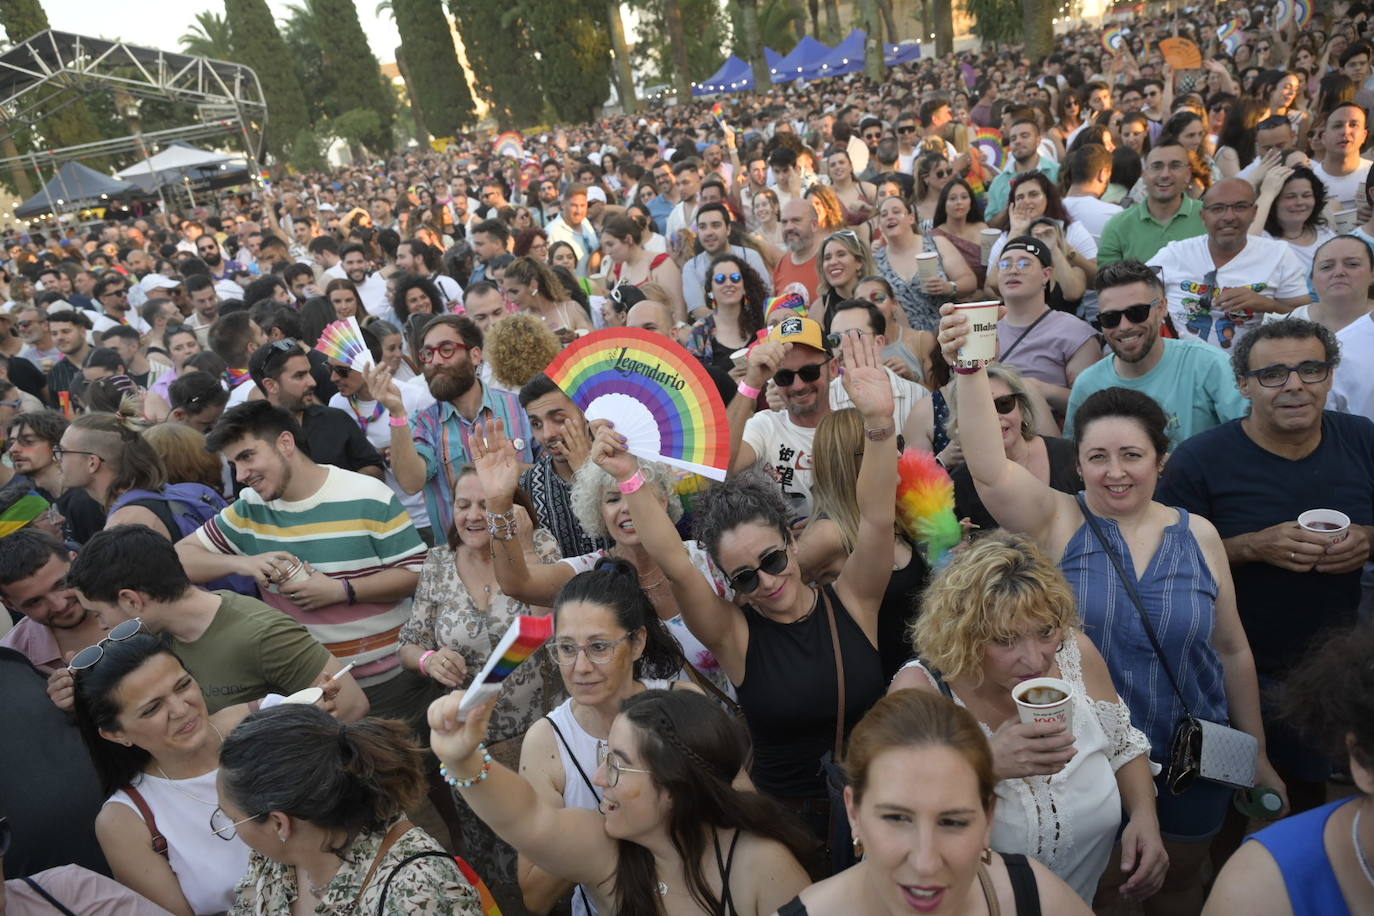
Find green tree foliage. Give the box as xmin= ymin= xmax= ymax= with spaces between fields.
xmin=309 ymin=0 xmax=395 ymax=153
xmin=390 ymin=0 xmax=476 ymax=137
xmin=280 ymin=1 xmax=333 ymax=124
xmin=0 ymin=0 xmax=105 ymax=157
xmin=517 ymin=0 xmax=613 ymax=124
xmin=179 ymin=11 xmax=235 ymax=60
xmin=632 ymin=0 xmax=729 ymax=92
xmin=448 ymin=0 xmax=545 ymax=128
xmin=964 ymin=0 xmax=1021 ymax=46
xmin=226 ymin=0 xmax=312 ymax=162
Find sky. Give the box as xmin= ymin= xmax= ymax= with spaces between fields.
xmin=43 ymin=0 xmax=403 ymax=65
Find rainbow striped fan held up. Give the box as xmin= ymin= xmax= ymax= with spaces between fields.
xmin=971 ymin=127 xmax=1004 ymax=172
xmin=313 ymin=317 xmax=375 ymax=372
xmin=1101 ymin=26 xmax=1127 ymax=54
xmin=458 ymin=614 xmax=554 ymax=712
xmin=896 ymin=449 xmax=964 ymax=570
xmin=493 ymin=131 xmax=524 ymax=160
xmin=544 ymin=328 xmax=731 ymax=481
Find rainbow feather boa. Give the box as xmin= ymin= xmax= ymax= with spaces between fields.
xmin=896 ymin=449 xmax=963 ymax=569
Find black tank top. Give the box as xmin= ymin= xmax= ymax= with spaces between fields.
xmin=777 ymin=853 xmax=1042 ymax=915
xmin=875 ymin=540 xmax=930 ymax=682
xmin=736 ymin=586 xmax=885 ymax=799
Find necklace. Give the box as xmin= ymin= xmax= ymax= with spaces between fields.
xmin=154 ymin=722 xmax=226 ymax=804
xmin=1354 ymin=804 xmax=1374 ymax=889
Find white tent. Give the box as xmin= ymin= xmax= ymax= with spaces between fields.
xmin=115 ymin=143 xmax=237 ymax=191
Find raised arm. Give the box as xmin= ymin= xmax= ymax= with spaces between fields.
xmin=728 ymin=338 xmax=791 ymax=473
xmin=365 ymin=363 xmax=428 ymax=495
xmin=831 ymin=332 xmax=898 ymax=641
xmin=1249 ymin=166 xmax=1292 ymax=235
xmin=590 ymin=424 xmax=749 ymax=683
xmin=937 ymin=304 xmax=1070 ymax=545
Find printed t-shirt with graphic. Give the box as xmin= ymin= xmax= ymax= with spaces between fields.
xmin=193 ymin=465 xmax=426 ymax=687
xmin=1148 ymin=235 xmax=1307 ymax=349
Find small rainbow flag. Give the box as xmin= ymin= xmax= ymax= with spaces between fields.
xmin=314 ymin=316 xmax=374 ymax=372
xmin=1101 ymin=27 xmax=1127 ymax=54
xmin=459 ymin=615 xmax=554 ymax=712
xmin=454 ymin=856 xmax=504 ymax=915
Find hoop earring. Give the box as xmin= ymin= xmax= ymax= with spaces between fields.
xmin=981 ymin=846 xmax=993 ymax=865
xmin=852 ymin=835 xmax=864 ymax=858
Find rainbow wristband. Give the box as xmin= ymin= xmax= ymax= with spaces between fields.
xmin=419 ymin=650 xmax=436 ymax=677
xmin=736 ymin=380 xmax=762 ymax=399
xmin=618 ymin=470 xmax=647 ymax=495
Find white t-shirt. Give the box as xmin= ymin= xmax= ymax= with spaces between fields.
xmin=354 ymin=272 xmax=392 ymax=321
xmin=1063 ymin=196 xmax=1124 ymax=243
xmin=1262 ymin=227 xmax=1338 ymax=274
xmin=1148 ymin=235 xmax=1308 ymax=349
xmin=1311 ymin=159 xmax=1373 ymax=210
xmin=1291 ymin=307 xmax=1374 ymax=421
xmin=828 ymin=366 xmax=927 ymax=430
xmin=987 ymin=220 xmax=1099 ymax=265
xmin=329 ymin=382 xmax=435 ymax=529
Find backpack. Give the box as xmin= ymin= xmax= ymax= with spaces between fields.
xmin=109 ymin=483 xmax=260 ymax=598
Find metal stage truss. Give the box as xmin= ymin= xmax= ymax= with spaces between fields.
xmin=0 ymin=29 xmax=267 ymax=174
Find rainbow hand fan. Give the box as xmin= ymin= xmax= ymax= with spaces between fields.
xmin=1272 ymin=0 xmax=1292 ymax=27
xmin=1292 ymin=0 xmax=1311 ymax=27
xmin=896 ymin=449 xmax=963 ymax=569
xmin=459 ymin=615 xmax=554 ymax=712
xmin=545 ymin=328 xmax=730 ymax=481
xmin=493 ymin=131 xmax=524 ymax=159
xmin=972 ymin=127 xmax=1005 ymax=171
xmin=1101 ymin=27 xmax=1127 ymax=54
xmin=314 ymin=317 xmax=374 ymax=372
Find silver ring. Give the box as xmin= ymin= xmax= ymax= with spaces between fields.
xmin=1290 ymin=551 xmax=1296 ymax=561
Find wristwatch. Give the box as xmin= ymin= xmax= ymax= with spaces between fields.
xmin=950 ymin=279 xmax=960 ymax=297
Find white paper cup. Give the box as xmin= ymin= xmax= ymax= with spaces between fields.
xmin=1013 ymin=677 xmax=1074 ymax=733
xmin=1298 ymin=508 xmax=1351 ymax=544
xmin=952 ymin=300 xmax=1000 ymax=368
xmin=916 ymin=251 xmax=940 ymax=279
xmin=279 ymin=686 xmax=324 ymax=706
xmin=979 ymin=228 xmax=1001 ymax=265
xmin=1334 ymin=209 xmax=1358 ymax=233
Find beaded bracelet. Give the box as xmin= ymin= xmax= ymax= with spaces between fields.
xmin=440 ymin=744 xmax=494 ymax=788
xmin=486 ymin=508 xmax=518 ymax=541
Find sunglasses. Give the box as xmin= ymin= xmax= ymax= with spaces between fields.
xmin=418 ymin=340 xmax=468 ymax=364
xmin=728 ymin=547 xmax=790 ymax=595
xmin=713 ymin=272 xmax=743 ymax=284
xmin=330 ymin=364 xmax=354 ymax=377
xmin=993 ymin=394 xmax=1022 ymax=415
xmin=897 ymin=125 xmax=919 ymax=134
xmin=69 ymin=618 xmax=145 ymax=673
xmin=1098 ymin=302 xmax=1155 ymax=328
xmin=772 ymin=359 xmax=829 ymax=387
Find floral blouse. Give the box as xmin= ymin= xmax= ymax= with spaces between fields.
xmin=231 ymin=824 xmax=481 ymax=915
xmin=399 ymin=529 xmax=562 ymax=743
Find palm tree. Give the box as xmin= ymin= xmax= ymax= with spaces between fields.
xmin=179 ymin=11 xmax=235 ymax=59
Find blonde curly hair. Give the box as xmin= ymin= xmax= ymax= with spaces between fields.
xmin=911 ymin=531 xmax=1080 ymax=684
xmin=570 ymin=459 xmax=682 ymax=541
xmin=483 ymin=312 xmax=561 ymax=390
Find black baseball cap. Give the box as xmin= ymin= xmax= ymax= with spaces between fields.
xmin=1001 ymin=236 xmax=1051 ymax=267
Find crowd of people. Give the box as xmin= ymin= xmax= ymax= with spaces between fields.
xmin=3 ymin=1 xmax=1374 ymax=913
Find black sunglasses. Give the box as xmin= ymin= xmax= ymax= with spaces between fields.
xmin=728 ymin=547 xmax=790 ymax=595
xmin=773 ymin=359 xmax=829 ymax=388
xmin=713 ymin=272 xmax=743 ymax=284
xmin=1097 ymin=302 xmax=1155 ymax=329
xmin=993 ymin=394 xmax=1022 ymax=415
xmin=330 ymin=364 xmax=354 ymax=377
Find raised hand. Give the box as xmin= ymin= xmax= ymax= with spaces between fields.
xmin=838 ymin=330 xmax=894 ymax=424
xmin=469 ymin=418 xmax=523 ymax=513
xmin=363 ymin=363 xmax=406 ymax=417
xmin=588 ymin=420 xmax=641 ymax=484
xmin=428 ymin=690 xmax=498 ymax=773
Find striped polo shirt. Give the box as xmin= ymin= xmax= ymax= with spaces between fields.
xmin=194 ymin=466 xmax=426 ymax=686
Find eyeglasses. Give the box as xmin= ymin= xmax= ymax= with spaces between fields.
xmin=1202 ymin=202 xmax=1256 ymax=215
xmin=713 ymin=272 xmax=743 ymax=284
xmin=52 ymin=446 xmax=101 ymax=461
xmin=992 ymin=394 xmax=1023 ymax=415
xmin=330 ymin=364 xmax=353 ymax=378
xmin=418 ymin=340 xmax=469 ymax=364
xmin=210 ymin=806 xmax=259 ymax=841
xmin=596 ymin=743 xmax=653 ymax=788
xmin=772 ymin=359 xmax=829 ymax=388
xmin=897 ymin=125 xmax=918 ymax=134
xmin=69 ymin=618 xmax=145 ymax=673
xmin=0 ymin=399 xmax=21 ymax=409
xmin=997 ymin=257 xmax=1037 ymax=271
xmin=728 ymin=547 xmax=790 ymax=595
xmin=546 ymin=632 xmax=635 ymax=666
xmin=1097 ymin=301 xmax=1156 ymax=329
xmin=1244 ymin=360 xmax=1332 ymax=388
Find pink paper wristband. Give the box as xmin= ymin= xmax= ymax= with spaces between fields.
xmin=736 ymin=380 xmax=762 ymax=399
xmin=419 ymin=650 xmax=436 ymax=677
xmin=618 ymin=470 xmax=647 ymax=494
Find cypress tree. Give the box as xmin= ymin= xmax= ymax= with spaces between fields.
xmin=391 ymin=0 xmax=476 ymax=139
xmin=522 ymin=0 xmax=613 ymax=124
xmin=226 ymin=0 xmax=312 ymax=162
xmin=311 ymin=0 xmax=395 ymax=153
xmin=448 ymin=0 xmax=545 ymax=129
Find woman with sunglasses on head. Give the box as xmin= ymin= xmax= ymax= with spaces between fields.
xmin=814 ymin=230 xmax=878 ymax=327
xmin=936 ymin=307 xmax=1283 ymax=916
xmin=873 ymin=198 xmax=977 ymax=335
xmin=779 ymin=688 xmax=1090 ymax=915
xmin=913 ymin=152 xmax=954 ymax=234
xmin=434 ymin=684 xmax=813 ymax=916
xmin=513 ymin=562 xmax=711 ymax=914
xmin=689 ymin=253 xmax=769 ymax=383
xmin=219 ymin=703 xmax=484 ymax=916
xmin=592 ymin=333 xmax=898 ymax=846
xmin=72 ymin=629 xmax=252 ymax=916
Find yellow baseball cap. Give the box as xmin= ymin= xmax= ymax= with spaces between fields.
xmin=767 ymin=315 xmax=825 ymax=351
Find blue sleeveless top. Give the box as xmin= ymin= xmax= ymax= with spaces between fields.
xmin=1248 ymin=797 xmax=1356 ymax=915
xmin=1060 ymin=498 xmax=1229 ymax=762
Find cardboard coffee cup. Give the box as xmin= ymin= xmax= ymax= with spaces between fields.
xmin=1333 ymin=209 xmax=1358 ymax=233
xmin=915 ymin=251 xmax=940 ymax=279
xmin=268 ymin=557 xmax=310 ymax=594
xmin=280 ymin=686 xmax=325 ymax=706
xmin=1013 ymin=677 xmax=1074 ymax=732
xmin=1298 ymin=508 xmax=1350 ymax=544
xmin=979 ymin=228 xmax=1001 ymax=265
xmin=952 ymin=300 xmax=1000 ymax=368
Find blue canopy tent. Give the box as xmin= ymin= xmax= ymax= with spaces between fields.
xmin=770 ymin=35 xmax=833 ymax=83
xmin=692 ymin=48 xmax=784 ymax=95
xmin=884 ymin=40 xmax=922 ymax=66
xmin=801 ymin=28 xmax=866 ymax=80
